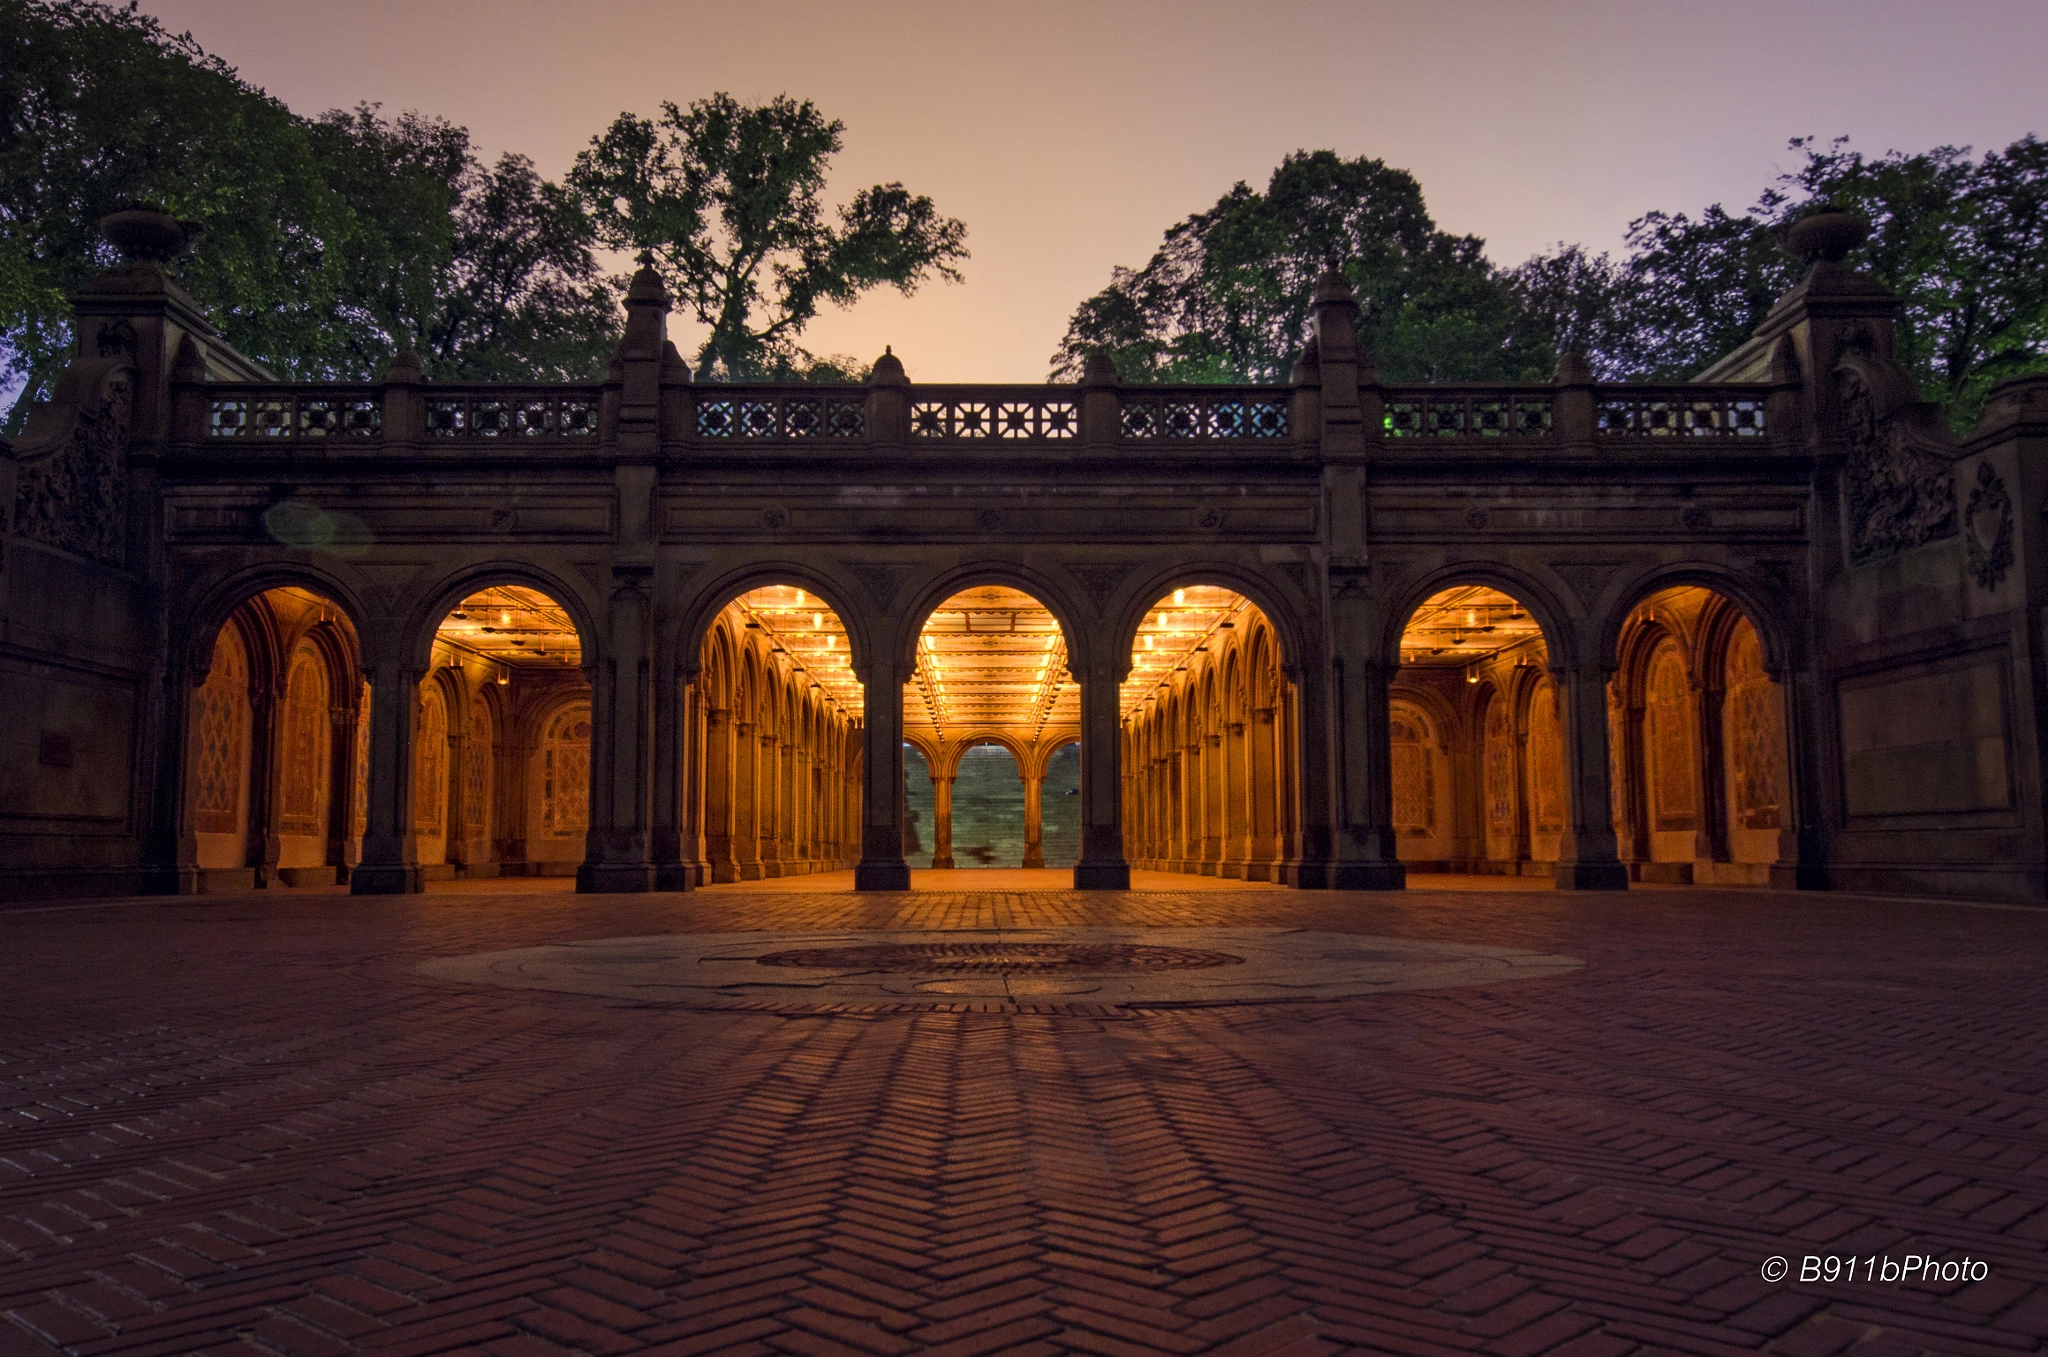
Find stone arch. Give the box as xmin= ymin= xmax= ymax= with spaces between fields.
xmin=400 ymin=561 xmax=602 ymax=676
xmin=895 ymin=564 xmax=1090 ymax=675
xmin=178 ymin=562 xmax=375 ymax=677
xmin=1385 ymin=563 xmax=1578 ymax=670
xmin=933 ymin=731 xmax=1032 ymax=779
xmin=1600 ymin=562 xmax=1797 ymax=678
xmin=1111 ymin=562 xmax=1312 ymax=675
xmin=673 ymin=564 xmax=872 ymax=682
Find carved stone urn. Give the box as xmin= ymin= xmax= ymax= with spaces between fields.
xmin=1781 ymin=205 xmax=1870 ymax=263
xmin=98 ymin=206 xmax=203 ymax=263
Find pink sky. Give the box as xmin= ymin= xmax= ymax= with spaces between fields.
xmin=139 ymin=0 xmax=2048 ymax=381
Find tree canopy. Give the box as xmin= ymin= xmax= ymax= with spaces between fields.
xmin=1 ymin=0 xmax=616 ymax=431
xmin=568 ymin=93 xmax=968 ymax=381
xmin=1061 ymin=138 xmax=2048 ymax=430
xmin=1052 ymin=151 xmax=1545 ymax=385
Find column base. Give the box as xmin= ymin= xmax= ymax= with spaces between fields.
xmin=1554 ymin=860 xmax=1630 ymax=891
xmin=1021 ymin=851 xmax=1044 ymax=868
xmin=1788 ymin=862 xmax=1829 ymax=891
xmin=1073 ymin=860 xmax=1130 ymax=890
xmin=351 ymin=865 xmax=424 ymax=895
xmin=1330 ymin=861 xmax=1406 ymax=891
xmin=855 ymin=860 xmax=911 ymax=890
xmin=653 ymin=863 xmax=697 ymax=892
xmin=577 ymin=863 xmax=656 ymax=893
xmin=932 ymin=855 xmax=955 ymax=869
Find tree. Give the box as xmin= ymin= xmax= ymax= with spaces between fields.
xmin=1513 ymin=136 xmax=2048 ymax=425
xmin=1790 ymin=135 xmax=2048 ymax=428
xmin=568 ymin=93 xmax=968 ymax=381
xmin=312 ymin=105 xmax=619 ymax=381
xmin=1 ymin=0 xmax=350 ymax=427
xmin=2 ymin=4 xmax=619 ymax=432
xmin=1052 ymin=151 xmax=1547 ymax=384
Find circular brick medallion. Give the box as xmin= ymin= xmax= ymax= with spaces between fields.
xmin=753 ymin=941 xmax=1243 ymax=974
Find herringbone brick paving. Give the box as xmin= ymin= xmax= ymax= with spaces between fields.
xmin=0 ymin=883 xmax=2042 ymax=1355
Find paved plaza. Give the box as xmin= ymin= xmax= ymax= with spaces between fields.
xmin=0 ymin=876 xmax=2043 ymax=1356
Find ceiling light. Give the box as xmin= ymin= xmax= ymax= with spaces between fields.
xmin=1173 ymin=588 xmax=1186 ymax=604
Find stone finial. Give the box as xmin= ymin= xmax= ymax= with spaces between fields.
xmin=660 ymin=339 xmax=691 ymax=382
xmin=1552 ymin=348 xmax=1593 ymax=385
xmin=626 ymin=250 xmax=670 ymax=307
xmin=1312 ymin=259 xmax=1357 ymax=307
xmin=99 ymin=205 xmax=202 ymax=264
xmin=1777 ymin=203 xmax=1871 ymax=264
xmin=1080 ymin=351 xmax=1120 ymax=388
xmin=869 ymin=345 xmax=908 ymax=386
xmin=381 ymin=348 xmax=425 ymax=383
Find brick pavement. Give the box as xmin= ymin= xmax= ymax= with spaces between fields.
xmin=0 ymin=881 xmax=2043 ymax=1355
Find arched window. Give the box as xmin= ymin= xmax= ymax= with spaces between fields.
xmin=1724 ymin=622 xmax=1783 ymax=831
xmin=414 ymin=681 xmax=448 ymax=837
xmin=192 ymin=626 xmax=251 ymax=836
xmin=1390 ymin=705 xmax=1436 ymax=835
xmin=1646 ymin=642 xmax=1698 ymax=831
xmin=541 ymin=705 xmax=591 ymax=837
xmin=279 ymin=644 xmax=329 ymax=836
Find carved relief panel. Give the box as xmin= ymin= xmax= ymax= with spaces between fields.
xmin=414 ymin=681 xmax=448 ymax=838
xmin=1646 ymin=644 xmax=1698 ymax=832
xmin=1483 ymin=695 xmax=1516 ymax=860
xmin=1724 ymin=623 xmax=1784 ymax=831
xmin=1527 ymin=677 xmax=1567 ymax=836
xmin=542 ymin=705 xmax=591 ymax=838
xmin=191 ymin=627 xmax=251 ymax=837
xmin=279 ymin=646 xmax=330 ymax=836
xmin=465 ymin=696 xmax=493 ymax=842
xmin=1389 ymin=705 xmax=1436 ymax=836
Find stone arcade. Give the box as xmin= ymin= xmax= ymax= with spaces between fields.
xmin=3 ymin=208 xmax=2043 ymax=902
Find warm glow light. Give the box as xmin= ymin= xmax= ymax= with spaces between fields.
xmin=1173 ymin=588 xmax=1186 ymax=604
xmin=1145 ymin=636 xmax=1154 ymax=649
xmin=812 ymin=612 xmax=823 ymax=628
xmin=500 ymin=612 xmax=511 ymax=625
xmin=795 ymin=590 xmax=805 ymax=605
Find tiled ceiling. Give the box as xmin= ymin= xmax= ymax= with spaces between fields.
xmin=910 ymin=586 xmax=1076 ymax=742
xmin=1122 ymin=586 xmax=1252 ymax=717
xmin=1399 ymin=586 xmax=1545 ymax=670
xmin=727 ymin=585 xmax=864 ymax=719
xmin=434 ymin=586 xmax=583 ymax=669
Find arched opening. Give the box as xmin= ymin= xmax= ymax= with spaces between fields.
xmin=906 ymin=585 xmax=1078 ymax=875
xmin=183 ymin=585 xmax=363 ymax=890
xmin=425 ymin=585 xmax=584 ymax=880
xmin=691 ymin=584 xmax=861 ymax=882
xmin=1393 ymin=585 xmax=1561 ymax=879
xmin=1610 ymin=586 xmax=1794 ymax=885
xmin=1040 ymin=740 xmax=1081 ymax=869
xmin=1121 ymin=586 xmax=1298 ymax=881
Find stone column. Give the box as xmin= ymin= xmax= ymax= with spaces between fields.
xmin=703 ymin=707 xmax=736 ymax=882
xmin=327 ymin=702 xmax=359 ymax=878
xmin=1248 ymin=706 xmax=1278 ymax=879
xmin=652 ymin=667 xmax=695 ymax=891
xmin=759 ymin=731 xmax=786 ymax=877
xmin=352 ymin=659 xmax=423 ymax=894
xmin=247 ymin=681 xmax=282 ymax=886
xmin=931 ymin=774 xmax=955 ymax=868
xmin=855 ymin=640 xmax=911 ymax=889
xmin=1553 ymin=661 xmax=1630 ymax=890
xmin=1022 ymin=773 xmax=1045 ymax=868
xmin=1075 ymin=660 xmax=1130 ymax=889
xmin=1223 ymin=719 xmax=1250 ymax=878
xmin=142 ymin=649 xmax=201 ymax=895
xmin=733 ymin=720 xmax=762 ymax=880
xmin=1200 ymin=730 xmax=1225 ymax=874
xmin=444 ymin=723 xmax=472 ymax=876
xmin=578 ymin=573 xmax=656 ymax=893
xmin=1692 ymin=676 xmax=1729 ymax=868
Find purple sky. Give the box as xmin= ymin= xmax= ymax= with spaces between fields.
xmin=137 ymin=0 xmax=2048 ymax=381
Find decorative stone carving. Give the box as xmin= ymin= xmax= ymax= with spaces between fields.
xmin=842 ymin=560 xmax=910 ymax=608
xmin=1835 ymin=357 xmax=1957 ymax=565
xmin=11 ymin=360 xmax=132 ymax=567
xmin=1547 ymin=559 xmax=1624 ymax=612
xmin=1067 ymin=562 xmax=1134 ymax=606
xmin=1962 ymin=461 xmax=2015 ymax=592
xmin=1464 ymin=508 xmax=1490 ymax=530
xmin=1679 ymin=505 xmax=1710 ymax=533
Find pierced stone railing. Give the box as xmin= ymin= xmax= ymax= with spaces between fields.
xmin=205 ymin=387 xmax=382 ymax=439
xmin=420 ymin=388 xmax=603 ymax=439
xmin=1594 ymin=386 xmax=1770 ymax=438
xmin=907 ymin=387 xmax=1080 ymax=441
xmin=1118 ymin=388 xmax=1289 ymax=440
xmin=694 ymin=386 xmax=868 ymax=440
xmin=1383 ymin=389 xmax=1554 ymax=440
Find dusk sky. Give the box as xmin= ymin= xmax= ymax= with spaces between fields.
xmin=138 ymin=0 xmax=2048 ymax=381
